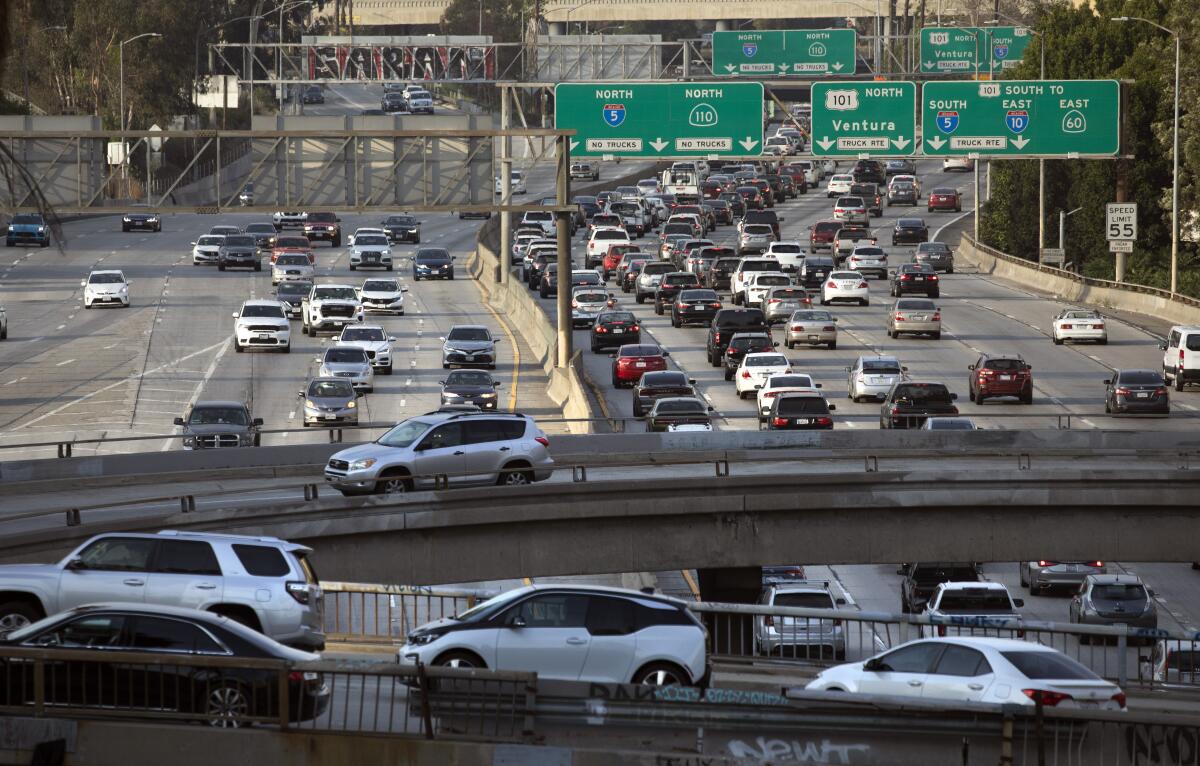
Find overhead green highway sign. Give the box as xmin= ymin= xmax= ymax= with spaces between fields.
xmin=921 ymin=80 xmax=1120 ymax=157
xmin=809 ymin=82 xmax=917 ymax=157
xmin=553 ymin=82 xmax=764 ymax=158
xmin=712 ymin=29 xmax=857 ymax=76
xmin=920 ymin=26 xmax=1033 ymax=74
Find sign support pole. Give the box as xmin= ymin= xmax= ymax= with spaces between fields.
xmin=499 ymin=85 xmax=512 ymax=286
xmin=555 ymin=134 xmax=573 ymax=370
xmin=974 ymin=159 xmax=980 ymax=242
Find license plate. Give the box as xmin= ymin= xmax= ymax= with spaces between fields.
xmin=635 ymin=362 xmax=647 ymax=368
xmin=914 ymin=277 xmax=924 ymax=281
xmin=1000 ymin=375 xmax=1012 ymax=381
xmin=257 ymin=334 xmax=272 ymax=340
xmin=808 ymin=335 xmax=819 ymax=341
xmin=801 ymin=419 xmax=813 ymax=425
xmin=323 ymin=414 xmax=336 ymax=420
xmin=1136 ymin=392 xmax=1149 ymax=399
xmin=612 ymin=328 xmax=623 ymax=334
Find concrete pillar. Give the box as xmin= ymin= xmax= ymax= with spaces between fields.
xmin=548 ymin=21 xmax=566 ymax=36
xmin=715 ymin=20 xmax=733 ymax=32
xmin=698 ymin=567 xmax=761 ymax=656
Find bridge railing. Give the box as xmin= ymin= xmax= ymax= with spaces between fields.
xmin=322 ymin=581 xmax=495 ymax=644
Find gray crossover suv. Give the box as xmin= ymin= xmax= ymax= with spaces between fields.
xmin=324 ymin=411 xmax=554 ymax=495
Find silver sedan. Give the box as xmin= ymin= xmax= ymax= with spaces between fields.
xmin=784 ymin=310 xmax=837 ymax=350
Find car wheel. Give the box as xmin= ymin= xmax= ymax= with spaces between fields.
xmin=0 ymin=601 xmax=43 ymax=638
xmin=1176 ymin=371 xmax=1185 ymax=391
xmin=932 ymin=332 xmax=941 ymax=340
xmin=1021 ymin=387 xmax=1033 ymax=405
xmin=828 ymin=341 xmax=836 ymax=350
xmin=234 ymin=343 xmax=244 ymax=353
xmin=671 ymin=317 xmax=680 ymax=328
xmin=1098 ymin=338 xmax=1108 ymax=345
xmin=376 ymin=471 xmax=413 ymax=495
xmin=350 ymin=264 xmax=356 ymax=271
xmin=383 ymin=364 xmax=393 ymax=375
xmin=785 ymin=340 xmax=793 ymax=349
xmin=497 ymin=464 xmax=533 ymax=486
xmin=724 ymin=368 xmax=733 ymax=381
xmin=434 ymin=650 xmax=486 ymax=670
xmin=632 ymin=662 xmax=689 ymax=686
xmin=204 ymin=682 xmax=250 ymax=728
xmin=1105 ymin=399 xmax=1111 ymax=414
xmin=218 ymin=263 xmax=225 ymax=271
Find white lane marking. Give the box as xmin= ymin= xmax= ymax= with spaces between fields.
xmin=2 ymin=379 xmax=17 ymax=386
xmin=288 ymin=411 xmax=296 ymax=419
xmin=400 ymin=398 xmax=406 ymax=408
xmin=103 ymin=343 xmax=119 ymax=350
xmin=55 ymin=324 xmax=66 ymax=330
xmin=55 ymin=359 xmax=74 ymax=366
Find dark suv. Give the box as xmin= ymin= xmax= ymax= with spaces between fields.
xmin=899 ymin=562 xmax=984 ymax=613
xmin=655 ymin=272 xmax=702 ymax=315
xmin=633 ymin=370 xmax=698 ymax=417
xmin=880 ymin=381 xmax=959 ymax=429
xmin=969 ymin=354 xmax=1033 ymax=404
xmin=743 ymin=209 xmax=783 ymax=241
xmin=849 ymin=183 xmax=882 ymax=217
xmin=722 ymin=332 xmax=777 ymax=380
xmin=705 ymin=256 xmax=743 ymax=290
xmin=706 ymin=308 xmax=769 ymax=366
xmin=303 ymin=211 xmax=342 ymax=247
xmin=852 ymin=159 xmax=885 ymax=185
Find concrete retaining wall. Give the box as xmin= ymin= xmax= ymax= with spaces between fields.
xmin=960 ymin=236 xmax=1200 ymax=328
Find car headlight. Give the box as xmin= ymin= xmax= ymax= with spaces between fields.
xmin=408 ymin=632 xmax=440 ymax=646
xmin=481 ymin=392 xmax=497 ymax=399
xmin=346 ymin=400 xmax=356 ymax=408
xmin=182 ymin=436 xmax=195 ymax=446
xmin=350 ymin=458 xmax=375 ymax=470
xmin=123 ymin=216 xmax=131 ymax=222
xmin=305 ymin=399 xmax=316 ymax=408
xmin=443 ymin=391 xmax=460 ymax=398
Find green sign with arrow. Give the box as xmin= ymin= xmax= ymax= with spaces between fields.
xmin=553 ymin=82 xmax=764 ymax=158
xmin=712 ymin=29 xmax=857 ymax=76
xmin=809 ymin=81 xmax=917 ymax=157
xmin=920 ymin=26 xmax=1033 ymax=74
xmin=921 ymin=80 xmax=1120 ymax=157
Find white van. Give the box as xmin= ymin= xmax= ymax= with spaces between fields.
xmin=495 ymin=170 xmax=527 ymax=195
xmin=1161 ymin=325 xmax=1200 ymax=390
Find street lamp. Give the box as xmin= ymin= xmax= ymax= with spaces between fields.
xmin=120 ymin=32 xmax=162 ymax=186
xmin=984 ymin=17 xmax=1046 ymax=255
xmin=276 ymin=1 xmax=313 ymax=107
xmin=1112 ymin=16 xmax=1181 ymax=294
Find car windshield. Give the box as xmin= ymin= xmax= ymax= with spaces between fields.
xmin=620 ymin=345 xmax=661 ymax=357
xmin=197 ymin=236 xmax=223 ymax=246
xmin=855 ymin=248 xmax=886 ymax=257
xmin=356 ymin=235 xmax=389 ymax=246
xmin=1093 ymin=584 xmax=1147 ymax=600
xmin=276 ymin=237 xmax=309 ymax=248
xmin=384 ymin=216 xmax=415 ymax=226
xmin=378 ymin=419 xmax=432 ymax=448
xmin=596 ymin=231 xmax=626 ymax=240
xmin=277 ymin=283 xmax=312 ymax=298
xmin=1002 ymin=651 xmax=1101 ymax=681
xmin=830 ymin=272 xmax=860 ymax=280
xmin=240 ymin=304 xmax=284 ymax=318
xmin=756 ymin=276 xmax=790 ymax=286
xmin=362 ymin=280 xmax=398 ymax=292
xmin=309 ymin=380 xmax=353 ymax=398
xmin=314 ymin=287 xmax=358 ymax=300
xmin=656 ymin=399 xmax=705 ymax=414
xmin=773 ymin=592 xmax=834 ymax=608
xmin=88 ymin=273 xmax=124 ymax=284
xmin=325 ymin=348 xmax=367 ymax=363
xmin=446 ymin=371 xmax=493 ymax=386
xmin=863 ymin=360 xmax=901 ymax=373
xmin=276 ymin=254 xmax=309 ymax=266
xmin=245 ymin=224 xmax=274 ymax=233
xmin=895 ymin=384 xmax=953 ymax=403
xmin=448 ymin=328 xmax=490 ymax=342
xmin=983 ymin=358 xmax=1025 ymax=371
xmin=1117 ymin=371 xmax=1163 ymax=385
xmin=416 ymin=251 xmax=451 ymax=263
xmin=681 ymin=290 xmax=717 ymax=301
xmin=745 ymin=225 xmax=773 ymax=235
xmin=926 ymin=418 xmax=976 ymax=430
xmin=225 ymin=235 xmax=256 ymax=247
xmin=769 ymin=376 xmax=813 ymax=388
xmin=919 ymin=243 xmax=951 ymax=253
xmin=899 ymin=300 xmax=937 ymax=311
xmin=892 ymin=183 xmax=915 ymax=191
xmin=341 ymin=327 xmax=385 ymax=341
xmin=730 ymin=337 xmax=767 ymax=350
xmin=746 ymin=355 xmax=787 ymax=367
xmin=714 ymin=259 xmax=742 ymax=270
xmin=898 ymin=219 xmax=925 ymax=228
xmin=932 ymin=188 xmax=956 ymax=195
xmin=937 ymin=591 xmax=1015 ymax=612
xmin=188 ymin=408 xmax=248 ymax=426
xmin=778 ymin=397 xmax=828 ymax=415
xmin=11 ymin=214 xmax=42 ymax=224
xmin=644 ymin=373 xmax=686 ymax=387
xmin=308 ymin=212 xmax=336 ymax=223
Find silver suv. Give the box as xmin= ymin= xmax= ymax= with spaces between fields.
xmin=324 ymin=411 xmax=554 ymax=495
xmin=0 ymin=531 xmax=324 ymax=650
xmin=441 ymin=325 xmax=500 ymax=369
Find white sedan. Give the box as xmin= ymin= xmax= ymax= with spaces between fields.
xmin=336 ymin=324 xmax=396 ymax=375
xmin=826 ymin=174 xmax=854 ymax=198
xmin=735 ymin=353 xmax=793 ymax=399
xmin=1052 ymin=309 xmax=1107 ymax=345
xmin=757 ymin=373 xmax=822 ymax=420
xmin=821 ymin=271 xmax=870 ymax=307
xmin=807 ymin=636 xmax=1127 ymax=711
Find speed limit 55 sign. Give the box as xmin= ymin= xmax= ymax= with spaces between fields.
xmin=1106 ymin=203 xmax=1137 ymax=241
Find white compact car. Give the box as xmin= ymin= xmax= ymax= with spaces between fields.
xmin=735 ymin=352 xmax=793 ymax=399
xmin=1052 ymin=309 xmax=1107 ymax=345
xmin=826 ymin=174 xmax=854 ymax=198
xmin=757 ymin=373 xmax=821 ymax=420
xmin=943 ymin=157 xmax=974 ymax=172
xmin=398 ymin=584 xmax=709 ymax=686
xmin=847 ymin=355 xmax=907 ymax=402
xmin=358 ymin=277 xmax=407 ymax=315
xmin=191 ymin=234 xmax=224 ymax=264
xmin=821 ymin=271 xmax=870 ymax=306
xmin=82 ymin=270 xmax=130 ymax=309
xmin=806 ymin=636 xmax=1126 ymax=710
xmin=347 ymin=228 xmax=387 ymax=246
xmin=232 ymin=299 xmax=291 ymax=353
xmin=888 ymin=174 xmax=922 ymax=198
xmin=744 ymin=272 xmax=793 ymax=309
xmin=336 ymin=324 xmax=395 ymax=375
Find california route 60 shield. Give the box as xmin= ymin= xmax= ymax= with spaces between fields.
xmin=602 ymin=103 xmax=626 ymax=128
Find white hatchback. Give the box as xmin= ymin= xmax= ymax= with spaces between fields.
xmin=822 ymin=271 xmax=870 ymax=307
xmin=82 ymin=270 xmax=130 ymax=308
xmin=735 ymin=352 xmax=793 ymax=399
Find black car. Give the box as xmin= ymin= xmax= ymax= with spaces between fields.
xmin=849 ymin=183 xmax=883 ymax=217
xmin=706 ymin=308 xmax=769 ymax=366
xmin=777 ymin=174 xmax=798 ymax=199
xmin=764 ymin=393 xmax=835 ymax=430
xmin=718 ymin=192 xmax=746 ymax=219
xmin=892 ymin=218 xmax=930 ymax=246
xmin=763 ymin=174 xmax=786 ymax=202
xmin=413 ymin=247 xmax=454 ymax=281
xmin=799 ymin=255 xmax=835 ymax=289
xmin=890 ymin=263 xmax=941 ymax=298
xmin=527 ymin=252 xmax=553 ymax=289
xmin=381 ymin=92 xmax=408 ymax=113
xmin=898 ymin=562 xmax=984 ymax=613
xmin=440 ymin=369 xmax=502 ymax=410
xmin=852 ymin=159 xmax=886 ymax=185
xmin=722 ymin=332 xmax=777 ymax=381
xmin=646 ymin=397 xmax=713 ymax=432
xmin=654 ymin=272 xmax=702 ymax=315
xmin=275 ymin=280 xmax=313 ymax=318
xmin=672 ymin=288 xmax=722 ymax=328
xmin=0 ymin=604 xmax=329 ymax=725
xmin=381 ymin=214 xmax=421 ymax=244
xmin=633 ymin=370 xmax=697 ymax=417
xmin=743 ymin=209 xmax=783 ymax=241
xmin=880 ymin=381 xmax=959 ymax=429
xmin=885 ymin=159 xmax=916 ymax=176
xmin=590 ymin=311 xmax=640 ymax=352
xmin=302 ymin=85 xmax=325 ymax=104
xmin=704 ymin=255 xmax=742 ymax=291
xmin=122 ymin=209 xmax=161 ymax=232
xmin=538 ymin=263 xmax=559 ymax=298
xmin=707 ymin=199 xmax=734 ymax=225
xmin=218 ymin=234 xmax=261 ymax=271
xmin=1105 ymin=369 xmax=1170 ymax=415
xmin=619 ymin=259 xmax=648 ymax=294
xmin=243 ymin=222 xmax=278 ymax=250
xmin=572 ymin=196 xmax=601 ymax=224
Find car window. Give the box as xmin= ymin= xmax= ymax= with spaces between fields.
xmin=773 ymin=592 xmax=834 ymax=608
xmin=898 ymin=300 xmax=937 ymax=311
xmin=982 ymin=358 xmax=1024 ymax=371
xmin=893 ymin=384 xmax=953 ymax=404
xmin=154 ymin=540 xmax=221 ymax=576
xmin=656 ymin=399 xmax=706 ymax=414
xmin=778 ymin=397 xmax=828 ymax=415
xmin=1186 ymin=335 xmax=1200 ymax=351
xmin=233 ymin=544 xmax=291 ymax=577
xmin=378 ymin=419 xmax=433 ymax=448
xmin=313 ymin=287 xmax=358 ymax=301
xmin=769 ymin=375 xmax=813 ymax=388
xmin=341 ymin=327 xmax=386 ymax=342
xmin=463 ymin=419 xmax=511 ymax=445
xmin=276 ymin=255 xmax=309 ymax=266
xmin=355 ymin=235 xmax=389 ymax=246
xmin=32 ymin=615 xmax=126 ymax=649
xmin=862 ymin=360 xmax=901 ymax=373
xmin=448 ymin=327 xmax=491 ymax=342
xmin=418 ymin=422 xmax=464 ymax=450
xmin=224 ymin=235 xmax=256 ymax=247
xmin=875 ymin=642 xmax=944 ymax=673
xmin=936 ymin=590 xmax=1014 ymax=612
xmin=326 ymin=348 xmax=367 ymax=364
xmin=932 ymin=645 xmax=992 ymax=676
xmin=188 ymin=407 xmax=248 ymax=426
xmin=585 ymin=596 xmax=638 ymax=636
xmin=78 ymin=538 xmax=156 ymax=572
xmin=1092 ymin=583 xmax=1147 ymax=600
xmin=129 ymin=617 xmax=224 ymax=654
xmin=240 ymin=304 xmax=286 ymax=318
xmin=746 ymin=355 xmax=788 ymax=367
xmin=507 ymin=594 xmax=588 ymax=628
xmin=89 ymin=273 xmax=125 ymax=284
xmin=309 ymin=379 xmax=354 ymax=398
xmin=1001 ymin=651 xmax=1101 ymax=680
xmin=1116 ymin=371 xmax=1163 ymax=385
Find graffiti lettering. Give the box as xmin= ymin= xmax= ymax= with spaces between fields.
xmin=1127 ymin=723 xmax=1199 ymax=764
xmin=727 ymin=737 xmax=870 ymax=764
xmin=655 ymin=757 xmax=720 ymax=766
xmin=652 ymin=686 xmax=787 ymax=706
xmin=588 ymin=683 xmax=656 ymax=702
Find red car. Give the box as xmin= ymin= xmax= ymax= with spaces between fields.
xmin=968 ymin=353 xmax=1033 ymax=404
xmin=735 ymin=186 xmax=764 ymax=210
xmin=602 ymin=244 xmax=644 ymax=280
xmin=701 ymin=179 xmax=723 ymax=199
xmin=927 ymin=187 xmax=962 ymax=212
xmin=779 ymin=163 xmax=810 ymax=194
xmin=611 ymin=343 xmax=670 ymax=388
xmin=271 ymin=235 xmax=316 ymax=264
xmin=808 ymin=220 xmax=842 ymax=253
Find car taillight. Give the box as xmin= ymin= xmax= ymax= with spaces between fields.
xmin=827 ymin=281 xmax=837 ymax=288
xmin=895 ymin=313 xmax=905 ymax=321
xmin=596 ymin=326 xmax=608 ymax=333
xmin=714 ymin=332 xmax=721 ymax=342
xmin=741 ymin=371 xmax=753 ymax=378
xmin=772 ymin=417 xmax=788 ymax=426
xmin=631 ymin=325 xmax=639 ymax=332
xmin=929 ymin=275 xmax=939 ymax=281
xmin=288 ymin=671 xmax=320 ymax=683
xmin=937 ymin=625 xmax=947 ymax=637
xmin=822 ymin=325 xmax=836 ymax=331
xmin=764 ymin=391 xmax=779 ymax=398
xmin=1114 ymin=387 xmax=1132 ymax=396
xmin=1111 ymin=692 xmax=1127 ymax=709
xmin=1156 ymin=387 xmax=1169 ymax=395
xmin=571 ymin=301 xmax=579 ymax=308
xmin=768 ymin=298 xmax=781 ymax=304
xmin=932 ymin=312 xmax=941 ymax=321
xmin=1023 ymin=689 xmax=1073 ymax=707
xmin=764 ymin=615 xmax=774 ymax=626
xmin=285 ymin=581 xmax=311 ymax=604
xmin=1091 ymin=561 xmax=1104 ymax=568
xmin=1037 ymin=560 xmax=1052 ymax=567
xmin=816 ymin=417 xmax=833 ymax=427
xmin=899 ymin=275 xmax=911 ymax=281
xmin=1181 ymin=348 xmax=1186 ymax=361
xmin=535 ymin=436 xmax=550 ymax=447
xmin=710 ymin=303 xmax=722 ymax=309
xmin=1060 ymin=323 xmax=1073 ymax=330
xmin=980 ymin=368 xmax=995 ymax=376
xmin=858 ymin=282 xmax=869 ymax=289
xmin=677 ymin=302 xmax=686 ymax=309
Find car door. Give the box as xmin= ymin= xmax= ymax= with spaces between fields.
xmin=460 ymin=419 xmax=510 ymax=482
xmin=410 ymin=422 xmax=467 ymax=488
xmin=125 ymin=616 xmax=231 ymax=715
xmin=1165 ymin=330 xmax=1180 ymax=374
xmin=579 ymin=596 xmax=641 ymax=683
xmin=145 ymin=540 xmax=224 ymax=612
xmin=20 ymin=613 xmax=129 ymax=709
xmin=494 ymin=593 xmax=591 ymax=680
xmin=921 ymin=644 xmax=995 ymax=702
xmin=58 ymin=537 xmax=156 ymax=611
xmin=856 ymin=641 xmax=944 ymax=697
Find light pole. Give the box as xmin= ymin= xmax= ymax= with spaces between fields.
xmin=120 ymin=32 xmax=161 ymax=189
xmin=1112 ymin=16 xmax=1180 ymax=293
xmin=985 ymin=17 xmax=1045 ymax=254
xmin=276 ymin=1 xmax=313 ymax=108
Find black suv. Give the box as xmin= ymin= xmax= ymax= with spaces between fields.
xmin=654 ymin=272 xmax=702 ymax=315
xmin=706 ymin=308 xmax=769 ymax=366
xmin=705 ymin=256 xmax=743 ymax=290
xmin=852 ymin=159 xmax=886 ymax=185
xmin=898 ymin=562 xmax=984 ymax=613
xmin=722 ymin=332 xmax=777 ymax=380
xmin=526 ymin=252 xmax=552 ymax=289
xmin=890 ymin=263 xmax=940 ymax=298
xmin=633 ymin=370 xmax=698 ymax=417
xmin=590 ymin=310 xmax=640 ymax=352
xmin=880 ymin=381 xmax=959 ymax=429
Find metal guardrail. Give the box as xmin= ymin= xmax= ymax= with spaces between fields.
xmin=322 ymin=581 xmax=494 ymax=644
xmin=12 ymin=444 xmax=1199 ymax=531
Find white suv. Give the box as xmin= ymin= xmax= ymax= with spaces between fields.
xmin=233 ymin=299 xmax=291 ymax=353
xmin=336 ymin=324 xmax=395 ymax=375
xmin=1161 ymin=325 xmax=1200 ymax=390
xmin=398 ymin=584 xmax=708 ymax=686
xmin=0 ymin=530 xmax=325 ymax=650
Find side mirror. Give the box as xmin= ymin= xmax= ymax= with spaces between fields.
xmin=494 ymin=381 xmax=502 ymax=388
xmin=863 ymin=658 xmax=884 ymax=672
xmin=439 ymin=336 xmax=446 ymax=342
xmin=901 ymin=366 xmax=909 ymax=372
xmin=173 ymin=417 xmax=185 ymax=426
xmin=950 ymin=393 xmax=959 ymax=400
xmin=1013 ymin=599 xmax=1025 ymax=608
xmin=1159 ymin=343 xmax=1168 ymax=351
xmin=773 ymin=342 xmax=779 ymax=348
xmin=190 ymin=241 xmax=197 ymax=246
xmin=876 ymin=393 xmax=887 ymax=402
xmin=508 ymin=615 xmax=526 ymax=628
xmin=827 ymin=404 xmax=836 ymax=411
xmin=707 ymin=405 xmax=715 ymax=412
xmin=815 ymin=383 xmax=823 ymax=388
xmin=609 ymin=353 xmax=616 ymax=359
xmin=401 ymin=285 xmax=410 ymax=292
xmin=1026 ymin=365 xmax=1033 ymax=371
xmin=356 ymin=390 xmax=364 ymax=397
xmin=662 ymin=350 xmax=670 ymax=356
xmin=80 ymin=280 xmax=87 ymax=287
xmin=252 ymin=417 xmax=264 ymax=427
xmin=297 ymin=391 xmax=305 ymax=398
xmin=688 ymin=378 xmax=697 ymax=385
xmin=1139 ymin=655 xmax=1152 ymax=664
xmin=66 ymin=558 xmax=86 ymax=571
xmin=835 ymin=597 xmax=846 ymax=605
xmin=968 ymin=364 xmax=975 ymax=371
xmin=232 ymin=312 xmax=240 ymax=318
